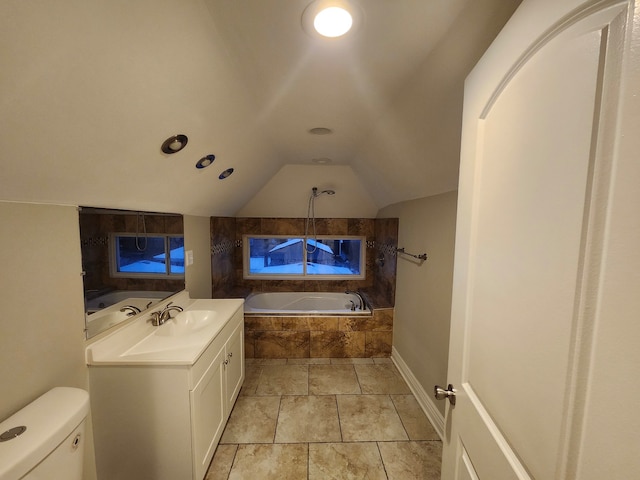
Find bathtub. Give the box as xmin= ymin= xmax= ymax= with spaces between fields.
xmin=85 ymin=290 xmax=177 ymax=338
xmin=244 ymin=291 xmax=371 ymax=315
xmin=85 ymin=290 xmax=174 ymax=313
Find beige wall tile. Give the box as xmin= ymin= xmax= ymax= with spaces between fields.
xmin=365 ymin=331 xmax=393 ymax=357
xmin=281 ymin=316 xmax=339 ymax=331
xmin=310 ymin=331 xmax=366 ymax=358
xmin=245 ymin=316 xmax=284 ymax=331
xmin=339 ymin=314 xmax=392 ymax=332
xmin=255 ymin=331 xmax=310 ymax=358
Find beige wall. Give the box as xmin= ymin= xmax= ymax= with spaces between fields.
xmin=236 ymin=165 xmax=379 ymax=218
xmin=0 ymin=202 xmax=97 ymax=479
xmin=184 ymin=214 xmax=213 ymax=299
xmin=378 ymin=191 xmax=457 ymax=415
xmin=0 ymin=204 xmax=215 ymax=478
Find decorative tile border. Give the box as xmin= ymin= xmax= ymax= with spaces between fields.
xmin=80 ymin=236 xmax=108 ymax=247
xmin=212 ymin=240 xmax=236 ymax=256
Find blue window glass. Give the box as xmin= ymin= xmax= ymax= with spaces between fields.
xmin=245 ymin=236 xmax=364 ymax=279
xmin=112 ymin=234 xmax=184 ymax=278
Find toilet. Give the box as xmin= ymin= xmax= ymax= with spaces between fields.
xmin=0 ymin=387 xmax=89 ymax=480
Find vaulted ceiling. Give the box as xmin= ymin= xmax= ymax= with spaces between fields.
xmin=0 ymin=0 xmax=521 ymax=217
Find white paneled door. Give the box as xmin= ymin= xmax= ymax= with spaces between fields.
xmin=441 ymin=1 xmax=640 ymax=479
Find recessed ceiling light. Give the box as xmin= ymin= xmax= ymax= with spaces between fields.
xmin=314 ymin=6 xmax=352 ymax=37
xmin=302 ymin=1 xmax=360 ymax=39
xmin=196 ymin=154 xmax=215 ymax=169
xmin=219 ymin=168 xmax=234 ymax=180
xmin=312 ymin=157 xmax=332 ymax=164
xmin=161 ymin=134 xmax=188 ymax=154
xmin=309 ymin=127 xmax=333 ymax=135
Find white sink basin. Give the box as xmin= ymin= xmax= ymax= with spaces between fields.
xmin=85 ymin=296 xmax=245 ymax=365
xmin=155 ymin=310 xmax=217 ymax=337
xmin=121 ymin=310 xmax=226 ymax=357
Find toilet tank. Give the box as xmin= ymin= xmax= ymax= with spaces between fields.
xmin=0 ymin=387 xmax=89 ymax=480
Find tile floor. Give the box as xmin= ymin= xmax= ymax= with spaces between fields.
xmin=205 ymin=358 xmax=442 ymax=479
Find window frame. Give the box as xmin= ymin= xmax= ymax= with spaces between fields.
xmin=109 ymin=232 xmax=185 ymax=279
xmin=243 ymin=234 xmax=366 ymax=280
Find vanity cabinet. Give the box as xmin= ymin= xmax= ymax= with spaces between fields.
xmin=89 ymin=306 xmax=244 ymax=480
xmin=190 ymin=320 xmax=244 ymax=480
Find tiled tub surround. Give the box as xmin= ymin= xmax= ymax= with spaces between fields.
xmin=245 ymin=308 xmax=394 ymax=359
xmin=211 ymin=216 xmax=398 ymax=359
xmin=210 ymin=216 xmax=399 ymax=307
xmin=205 ymin=358 xmax=442 ymax=480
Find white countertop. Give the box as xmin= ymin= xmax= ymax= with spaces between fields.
xmin=86 ymin=295 xmax=244 ymax=366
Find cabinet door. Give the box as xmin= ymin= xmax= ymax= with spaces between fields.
xmin=224 ymin=322 xmax=244 ymax=413
xmin=190 ymin=347 xmax=226 ymax=480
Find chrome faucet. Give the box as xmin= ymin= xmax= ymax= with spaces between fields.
xmin=345 ymin=291 xmax=365 ymax=311
xmin=120 ymin=305 xmax=141 ymax=316
xmin=149 ymin=302 xmax=183 ymax=326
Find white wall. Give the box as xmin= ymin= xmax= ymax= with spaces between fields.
xmin=352 ymin=0 xmax=523 ymax=208
xmin=235 ymin=164 xmax=379 ymax=218
xmin=378 ymin=191 xmax=458 ymax=416
xmin=184 ymin=214 xmax=213 ymax=299
xmin=0 ymin=204 xmax=215 ymax=479
xmin=0 ymin=202 xmax=97 ymax=480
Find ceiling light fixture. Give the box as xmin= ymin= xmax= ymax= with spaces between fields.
xmin=196 ymin=154 xmax=215 ymax=169
xmin=161 ymin=134 xmax=188 ymax=154
xmin=219 ymin=168 xmax=234 ymax=180
xmin=309 ymin=127 xmax=333 ymax=135
xmin=312 ymin=157 xmax=332 ymax=164
xmin=314 ymin=6 xmax=352 ymax=37
xmin=302 ymin=1 xmax=359 ymax=39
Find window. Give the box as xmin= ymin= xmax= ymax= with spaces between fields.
xmin=110 ymin=233 xmax=184 ymax=278
xmin=244 ymin=235 xmax=365 ymax=279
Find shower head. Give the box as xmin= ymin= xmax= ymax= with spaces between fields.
xmin=312 ymin=187 xmax=336 ymax=197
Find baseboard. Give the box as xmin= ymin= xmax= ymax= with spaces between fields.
xmin=391 ymin=346 xmax=445 ymax=440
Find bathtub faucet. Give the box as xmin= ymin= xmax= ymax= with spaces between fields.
xmin=345 ymin=291 xmax=365 ymax=311
xmin=120 ymin=305 xmax=141 ymax=317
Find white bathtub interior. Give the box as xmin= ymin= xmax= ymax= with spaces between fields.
xmin=244 ymin=291 xmax=370 ymax=315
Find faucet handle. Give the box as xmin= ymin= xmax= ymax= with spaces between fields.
xmin=149 ymin=311 xmax=162 ymax=326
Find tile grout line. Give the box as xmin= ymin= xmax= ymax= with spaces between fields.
xmin=226 ymin=445 xmax=239 ymax=480
xmin=389 ymin=394 xmax=411 ymax=441
xmin=211 ymin=358 xmax=442 ymax=478
xmin=334 ymin=393 xmax=344 ymax=443
xmin=273 ymin=394 xmax=283 ymax=444
xmin=376 ymin=441 xmax=391 ymax=480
